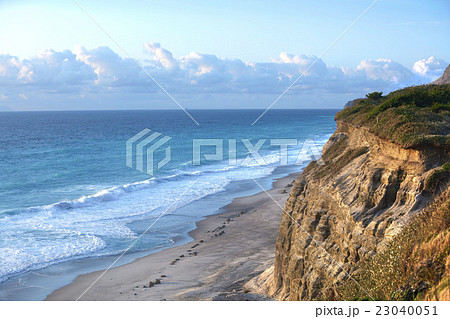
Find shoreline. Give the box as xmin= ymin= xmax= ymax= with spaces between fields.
xmin=46 ymin=172 xmax=301 ymax=301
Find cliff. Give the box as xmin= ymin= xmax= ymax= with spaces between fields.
xmin=246 ymin=83 xmax=450 ymax=300
xmin=432 ymin=64 xmax=450 ymax=85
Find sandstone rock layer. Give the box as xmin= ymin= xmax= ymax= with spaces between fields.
xmin=247 ymin=121 xmax=449 ymax=300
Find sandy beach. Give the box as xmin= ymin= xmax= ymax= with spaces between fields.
xmin=46 ymin=172 xmax=300 ymax=301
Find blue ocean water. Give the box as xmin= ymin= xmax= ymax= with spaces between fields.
xmin=0 ymin=109 xmax=336 ymax=297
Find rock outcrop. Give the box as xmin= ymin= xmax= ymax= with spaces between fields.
xmin=246 ymin=84 xmax=450 ymax=300
xmin=343 ymin=98 xmax=363 ymax=108
xmin=432 ymin=64 xmax=450 ymax=85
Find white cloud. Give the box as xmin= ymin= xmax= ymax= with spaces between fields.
xmin=0 ymin=43 xmax=447 ymax=109
xmin=412 ymin=56 xmax=448 ymax=80
xmin=271 ymin=52 xmax=328 ymax=77
xmin=356 ymin=58 xmax=413 ymax=82
xmin=144 ymin=42 xmax=178 ymax=70
xmin=0 ymin=49 xmax=96 ymax=90
xmin=73 ymin=46 xmax=148 ymax=87
xmin=0 ymin=55 xmax=31 ymax=85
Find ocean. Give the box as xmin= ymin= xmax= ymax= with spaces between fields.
xmin=0 ymin=109 xmax=336 ymax=299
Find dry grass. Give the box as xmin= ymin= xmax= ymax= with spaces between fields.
xmin=425 ymin=163 xmax=450 ymax=194
xmin=316 ymin=146 xmax=369 ymax=179
xmin=337 ymin=187 xmax=450 ymax=300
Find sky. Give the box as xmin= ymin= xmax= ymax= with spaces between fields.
xmin=0 ymin=0 xmax=449 ymax=111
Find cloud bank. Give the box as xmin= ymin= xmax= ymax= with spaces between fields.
xmin=0 ymin=43 xmax=447 ymax=110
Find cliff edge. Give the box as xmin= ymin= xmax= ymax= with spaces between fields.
xmin=432 ymin=64 xmax=450 ymax=85
xmin=246 ymin=83 xmax=450 ymax=300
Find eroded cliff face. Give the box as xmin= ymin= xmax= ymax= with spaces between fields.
xmin=246 ymin=121 xmax=449 ymax=300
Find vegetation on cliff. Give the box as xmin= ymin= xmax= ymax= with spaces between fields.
xmin=336 ymin=84 xmax=450 ymax=148
xmin=252 ymin=77 xmax=450 ymax=301
xmin=335 ymin=85 xmax=450 ymax=300
xmin=338 ymin=186 xmax=450 ymax=301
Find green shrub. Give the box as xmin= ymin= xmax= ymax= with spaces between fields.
xmin=336 ymin=84 xmax=450 ymax=148
xmin=366 ymin=91 xmax=383 ymax=101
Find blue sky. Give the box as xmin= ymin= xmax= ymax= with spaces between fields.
xmin=0 ymin=0 xmax=449 ymax=110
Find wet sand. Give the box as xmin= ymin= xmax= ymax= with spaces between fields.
xmin=47 ymin=173 xmax=300 ymax=301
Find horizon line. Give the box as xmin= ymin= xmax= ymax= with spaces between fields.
xmin=0 ymin=107 xmax=342 ymax=113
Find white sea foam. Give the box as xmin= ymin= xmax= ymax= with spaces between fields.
xmin=0 ymin=137 xmax=330 ymax=282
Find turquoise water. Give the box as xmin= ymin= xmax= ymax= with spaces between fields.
xmin=0 ymin=109 xmax=336 ymax=298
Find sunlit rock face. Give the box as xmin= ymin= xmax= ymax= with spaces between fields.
xmin=247 ymin=120 xmax=449 ymax=300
